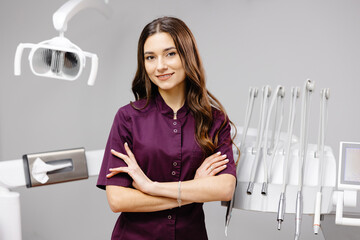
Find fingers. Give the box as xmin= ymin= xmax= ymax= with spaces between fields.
xmin=208 ymin=159 xmax=229 ymax=176
xmin=206 ymin=151 xmax=222 ymax=162
xmin=195 ymin=151 xmax=229 ymax=179
xmin=108 ymin=144 xmax=133 ymax=179
xmin=111 ymin=148 xmax=131 ymax=165
xmin=106 ymin=167 xmax=127 ymax=178
xmin=202 ymin=152 xmax=222 ymax=169
xmin=124 ymin=142 xmax=135 ymax=159
xmin=210 ymin=158 xmax=229 ymax=170
xmin=204 ymin=153 xmax=227 ymax=171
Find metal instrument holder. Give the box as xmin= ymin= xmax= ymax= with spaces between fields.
xmin=224 ymin=80 xmax=351 ymax=240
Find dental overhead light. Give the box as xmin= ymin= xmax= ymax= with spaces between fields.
xmin=14 ymin=0 xmax=111 ymax=86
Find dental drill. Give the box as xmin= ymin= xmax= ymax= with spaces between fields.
xmin=247 ymin=86 xmax=271 ymax=195
xmin=261 ymin=85 xmax=285 ymax=195
xmin=313 ymin=88 xmax=330 ymax=234
xmin=267 ymin=93 xmax=285 ymax=184
xmin=225 ymin=87 xmax=258 ymax=236
xmin=277 ymin=87 xmax=299 ymax=230
xmin=295 ymin=80 xmax=315 ymax=240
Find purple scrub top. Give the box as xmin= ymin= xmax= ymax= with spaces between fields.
xmin=97 ymin=93 xmax=236 ymax=240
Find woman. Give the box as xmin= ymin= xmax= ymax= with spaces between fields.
xmin=97 ymin=16 xmax=237 ymax=240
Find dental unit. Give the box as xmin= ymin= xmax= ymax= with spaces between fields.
xmin=14 ymin=0 xmax=111 ymax=86
xmin=223 ymin=79 xmax=358 ymax=240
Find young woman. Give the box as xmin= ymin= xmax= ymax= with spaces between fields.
xmin=97 ymin=16 xmax=237 ymax=240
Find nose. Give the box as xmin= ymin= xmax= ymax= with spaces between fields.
xmin=156 ymin=57 xmax=168 ymax=72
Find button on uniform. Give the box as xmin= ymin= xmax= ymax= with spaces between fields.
xmin=173 ymin=162 xmax=177 ymax=166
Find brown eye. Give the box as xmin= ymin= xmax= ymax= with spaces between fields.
xmin=145 ymin=55 xmax=155 ymax=61
xmin=167 ymin=52 xmax=176 ymax=57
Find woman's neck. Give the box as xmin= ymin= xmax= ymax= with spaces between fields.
xmin=158 ymin=88 xmax=186 ymax=113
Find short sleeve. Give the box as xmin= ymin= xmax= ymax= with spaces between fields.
xmin=97 ymin=107 xmax=133 ymax=190
xmin=214 ymin=114 xmax=237 ymax=178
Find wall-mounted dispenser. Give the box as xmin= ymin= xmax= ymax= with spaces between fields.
xmin=23 ymin=148 xmax=88 ymax=187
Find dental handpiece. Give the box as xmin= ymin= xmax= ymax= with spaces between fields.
xmin=295 ymin=191 xmax=303 ymax=240
xmin=277 ymin=192 xmax=286 ymax=230
xmin=225 ymin=216 xmax=230 ymax=236
xmin=261 ymin=182 xmax=268 ymax=195
xmin=225 ymin=196 xmax=235 ymax=237
xmin=247 ymin=181 xmax=254 ymax=195
xmin=313 ymin=192 xmax=322 ymax=234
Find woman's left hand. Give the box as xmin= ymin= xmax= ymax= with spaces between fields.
xmin=107 ymin=143 xmax=154 ymax=194
xmin=194 ymin=152 xmax=229 ymax=179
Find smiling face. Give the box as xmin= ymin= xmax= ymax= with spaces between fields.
xmin=144 ymin=32 xmax=186 ymax=98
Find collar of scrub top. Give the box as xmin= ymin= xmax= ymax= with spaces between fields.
xmin=155 ymin=93 xmax=190 ymax=120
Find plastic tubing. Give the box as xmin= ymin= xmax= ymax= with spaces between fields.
xmin=313 ymin=88 xmax=330 ymax=234
xmin=261 ymin=85 xmax=285 ymax=195
xmin=277 ymin=87 xmax=299 ymax=230
xmin=247 ymin=85 xmax=271 ymax=194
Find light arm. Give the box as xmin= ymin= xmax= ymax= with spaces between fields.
xmin=53 ymin=0 xmax=111 ymax=33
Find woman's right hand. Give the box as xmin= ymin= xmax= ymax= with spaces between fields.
xmin=107 ymin=143 xmax=154 ymax=194
xmin=194 ymin=152 xmax=229 ymax=179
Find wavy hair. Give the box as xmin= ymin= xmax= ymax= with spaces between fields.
xmin=131 ymin=16 xmax=238 ymax=159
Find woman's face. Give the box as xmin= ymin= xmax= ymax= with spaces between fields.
xmin=144 ymin=32 xmax=186 ymax=96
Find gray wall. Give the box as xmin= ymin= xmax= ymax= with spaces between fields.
xmin=1 ymin=0 xmax=360 ymax=239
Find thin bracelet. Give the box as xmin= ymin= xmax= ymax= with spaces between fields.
xmin=177 ymin=181 xmax=182 ymax=207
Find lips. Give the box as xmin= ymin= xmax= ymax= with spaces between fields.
xmin=156 ymin=73 xmax=174 ymax=81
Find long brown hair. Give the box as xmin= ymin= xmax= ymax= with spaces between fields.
xmin=132 ymin=16 xmax=237 ymax=159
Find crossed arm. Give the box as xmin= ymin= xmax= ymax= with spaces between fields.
xmin=106 ymin=143 xmax=236 ymax=213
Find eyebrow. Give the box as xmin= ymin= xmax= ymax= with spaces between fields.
xmin=144 ymin=47 xmax=176 ymax=55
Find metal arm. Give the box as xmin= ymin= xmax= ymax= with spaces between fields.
xmin=53 ymin=0 xmax=111 ymax=33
